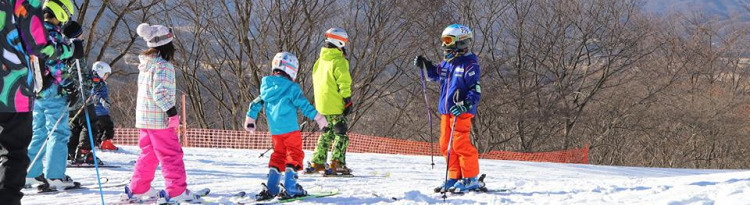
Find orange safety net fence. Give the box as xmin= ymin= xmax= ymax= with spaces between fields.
xmin=112 ymin=128 xmax=588 ymax=164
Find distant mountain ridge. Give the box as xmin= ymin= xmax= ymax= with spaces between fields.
xmin=642 ymin=0 xmax=749 ymax=20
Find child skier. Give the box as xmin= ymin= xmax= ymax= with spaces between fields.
xmin=414 ymin=24 xmax=484 ymax=193
xmin=91 ymin=61 xmax=118 ymax=151
xmin=307 ymin=28 xmax=354 ymax=175
xmin=122 ymin=23 xmax=204 ymax=203
xmin=26 ymin=0 xmax=85 ymax=191
xmin=245 ymin=52 xmax=328 ymax=200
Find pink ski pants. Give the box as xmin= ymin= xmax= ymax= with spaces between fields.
xmin=129 ymin=128 xmax=187 ymax=197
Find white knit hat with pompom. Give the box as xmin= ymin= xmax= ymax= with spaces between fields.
xmin=137 ymin=23 xmax=174 ymax=47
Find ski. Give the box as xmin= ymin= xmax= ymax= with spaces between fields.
xmin=154 ymin=188 xmax=211 ymax=204
xmin=67 ymin=164 xmax=122 ymax=168
xmin=27 ymin=179 xmax=129 ymax=196
xmin=231 ymin=189 xmax=339 ymax=204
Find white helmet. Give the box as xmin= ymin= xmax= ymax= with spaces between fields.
xmin=441 ymin=24 xmax=473 ymax=60
xmin=92 ymin=61 xmax=112 ymax=80
xmin=324 ymin=28 xmax=348 ymax=48
xmin=271 ymin=52 xmax=299 ymax=81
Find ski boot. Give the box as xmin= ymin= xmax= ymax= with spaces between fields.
xmin=434 ymin=178 xmax=459 ymax=193
xmin=324 ymin=160 xmax=352 ymax=176
xmin=159 ymin=189 xmax=206 ymax=204
xmin=304 ymin=162 xmax=326 ymax=174
xmin=39 ymin=175 xmax=79 ymax=191
xmin=99 ymin=139 xmax=119 ymax=151
xmin=121 ymin=186 xmax=159 ymax=202
xmin=24 ymin=174 xmax=47 ymax=189
xmin=73 ymin=149 xmax=104 ymax=165
xmin=256 ymin=167 xmax=282 ymax=201
xmin=278 ymin=166 xmax=307 ymax=199
xmin=450 ymin=176 xmax=486 ymax=193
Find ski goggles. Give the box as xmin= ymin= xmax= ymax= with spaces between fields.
xmin=441 ymin=35 xmax=460 ymax=47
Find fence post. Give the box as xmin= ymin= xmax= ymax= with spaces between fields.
xmin=181 ymin=94 xmax=188 ymax=146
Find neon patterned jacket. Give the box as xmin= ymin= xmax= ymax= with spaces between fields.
xmin=37 ymin=21 xmax=75 ymax=99
xmin=424 ymin=53 xmax=481 ymax=115
xmin=135 ymin=54 xmax=176 ymax=129
xmin=0 ymin=0 xmax=58 ymax=112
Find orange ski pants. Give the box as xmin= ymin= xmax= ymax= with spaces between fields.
xmin=439 ymin=114 xmax=479 ymax=179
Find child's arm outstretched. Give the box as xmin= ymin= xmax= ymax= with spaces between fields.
xmin=244 ymin=96 xmax=264 ymax=132
xmin=292 ymin=86 xmax=328 ymax=130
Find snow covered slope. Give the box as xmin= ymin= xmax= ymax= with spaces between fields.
xmin=22 ymin=146 xmax=750 ymax=204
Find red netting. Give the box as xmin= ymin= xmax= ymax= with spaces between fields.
xmin=112 ymin=128 xmax=588 ymax=164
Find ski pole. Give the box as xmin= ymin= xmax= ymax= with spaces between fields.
xmin=75 ymin=59 xmax=106 ymax=205
xmin=418 ymin=59 xmax=436 ymax=169
xmin=441 ymin=91 xmax=461 ymax=201
xmin=258 ymin=121 xmax=308 ymax=157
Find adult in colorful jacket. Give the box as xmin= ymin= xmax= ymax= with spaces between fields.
xmin=0 ymin=0 xmax=77 ymax=203
xmin=245 ymin=52 xmax=328 ymax=200
xmin=122 ymin=23 xmax=203 ymax=203
xmin=307 ymin=28 xmax=354 ymax=174
xmin=26 ymin=0 xmax=85 ymax=191
xmin=414 ymin=24 xmax=483 ymax=193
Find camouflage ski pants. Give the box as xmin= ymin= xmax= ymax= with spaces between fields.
xmin=311 ymin=115 xmax=348 ymax=165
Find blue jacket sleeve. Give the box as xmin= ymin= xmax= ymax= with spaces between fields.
xmin=464 ymin=63 xmax=481 ymax=106
xmin=246 ymin=96 xmax=263 ymax=119
xmin=424 ymin=62 xmax=440 ymax=81
xmin=291 ymin=85 xmax=319 ymax=120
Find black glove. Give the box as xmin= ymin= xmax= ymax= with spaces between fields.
xmin=71 ymin=39 xmax=85 ymax=59
xmin=343 ymin=97 xmax=352 ymax=116
xmin=413 ymin=55 xmax=433 ymax=68
xmin=66 ymin=89 xmax=79 ymax=104
xmin=62 ymin=21 xmax=83 ymax=38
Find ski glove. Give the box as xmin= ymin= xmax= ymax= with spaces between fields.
xmin=414 ymin=55 xmax=433 ymax=68
xmin=70 ymin=39 xmax=85 ymax=59
xmin=62 ymin=21 xmax=83 ymax=38
xmin=450 ymin=101 xmax=471 ymax=116
xmin=343 ymin=97 xmax=352 ymax=116
xmin=244 ymin=117 xmax=256 ymax=133
xmin=314 ymin=114 xmax=328 ymax=130
xmin=100 ymin=98 xmax=111 ymax=109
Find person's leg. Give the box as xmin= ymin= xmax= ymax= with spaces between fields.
xmin=42 ymin=98 xmax=71 ymax=179
xmin=0 ymin=112 xmax=33 ymax=205
xmin=440 ymin=114 xmax=461 ymax=179
xmin=329 ymin=115 xmax=349 ymax=167
xmin=129 ymin=129 xmax=158 ymax=194
xmin=269 ymin=134 xmax=288 ymax=172
xmin=452 ymin=114 xmax=479 ymax=179
xmin=283 ymin=131 xmax=304 ymax=170
xmin=26 ymin=102 xmax=48 ymax=178
xmin=149 ymin=128 xmax=187 ymax=197
xmin=76 ymin=105 xmax=96 ymax=151
xmin=310 ymin=117 xmax=335 ymax=165
xmin=99 ymin=115 xmax=115 ymax=140
xmin=67 ymin=110 xmax=81 ymax=160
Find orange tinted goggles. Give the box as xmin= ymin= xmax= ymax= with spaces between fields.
xmin=441 ymin=35 xmax=458 ymax=47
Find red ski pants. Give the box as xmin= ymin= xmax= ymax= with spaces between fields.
xmin=440 ymin=114 xmax=479 ymax=179
xmin=269 ymin=131 xmax=304 ymax=172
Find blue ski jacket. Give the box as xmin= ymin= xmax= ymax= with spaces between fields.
xmin=93 ymin=81 xmax=110 ymax=116
xmin=425 ymin=53 xmax=481 ymax=115
xmin=246 ymin=75 xmax=319 ymax=135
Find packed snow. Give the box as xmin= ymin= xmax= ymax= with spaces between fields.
xmin=22 ymin=146 xmax=750 ymax=204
